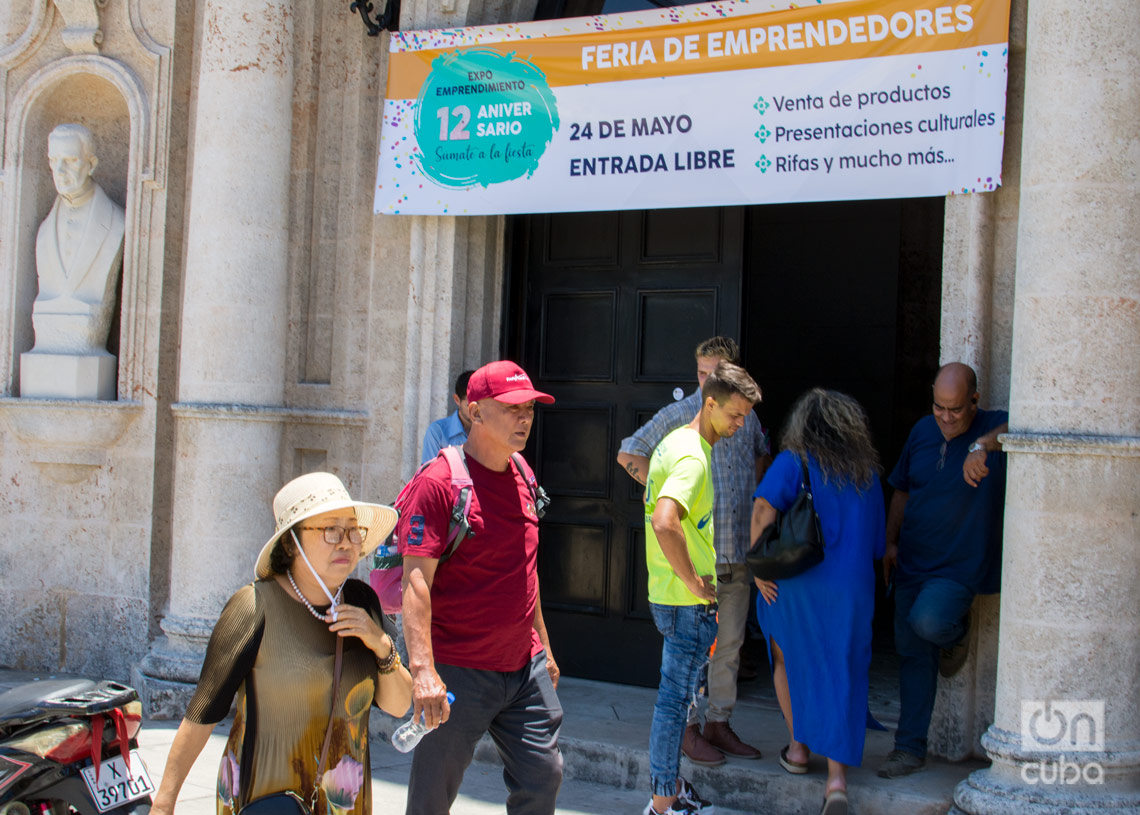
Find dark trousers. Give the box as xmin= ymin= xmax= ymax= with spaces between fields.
xmin=893 ymin=577 xmax=974 ymax=758
xmin=405 ymin=651 xmax=563 ymax=815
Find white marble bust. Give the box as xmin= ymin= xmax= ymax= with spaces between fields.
xmin=31 ymin=123 xmax=125 ymax=354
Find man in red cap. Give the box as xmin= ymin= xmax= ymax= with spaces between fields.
xmin=399 ymin=360 xmax=563 ymax=815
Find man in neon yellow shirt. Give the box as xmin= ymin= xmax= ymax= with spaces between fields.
xmin=643 ymin=361 xmax=763 ymax=815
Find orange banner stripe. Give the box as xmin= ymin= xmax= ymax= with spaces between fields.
xmin=386 ymin=0 xmax=1009 ymax=100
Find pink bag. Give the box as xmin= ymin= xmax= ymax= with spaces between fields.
xmin=369 ymin=565 xmax=404 ymax=616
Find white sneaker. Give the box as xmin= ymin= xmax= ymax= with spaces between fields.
xmin=676 ymin=777 xmax=714 ymax=814
xmin=642 ymin=799 xmax=701 ymax=815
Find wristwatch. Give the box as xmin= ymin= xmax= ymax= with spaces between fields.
xmin=968 ymin=441 xmax=986 ymax=454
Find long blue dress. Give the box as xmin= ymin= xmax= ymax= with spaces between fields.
xmin=754 ymin=450 xmax=885 ymax=766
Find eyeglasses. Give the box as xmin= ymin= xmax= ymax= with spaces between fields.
xmin=936 ymin=441 xmax=948 ymax=471
xmin=298 ymin=525 xmax=367 ymax=546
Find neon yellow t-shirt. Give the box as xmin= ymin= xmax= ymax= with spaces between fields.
xmin=644 ymin=426 xmax=716 ymax=606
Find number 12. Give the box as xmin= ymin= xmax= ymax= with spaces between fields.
xmin=437 ymin=106 xmax=471 ymax=141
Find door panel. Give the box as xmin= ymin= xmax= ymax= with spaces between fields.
xmin=539 ymin=292 xmax=617 ymax=381
xmin=636 ymin=289 xmax=720 ymax=380
xmin=535 ymin=403 xmax=614 ymax=497
xmin=641 ymin=208 xmax=724 ymax=262
xmin=538 ymin=520 xmax=609 ymax=614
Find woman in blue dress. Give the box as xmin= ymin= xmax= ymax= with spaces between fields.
xmin=750 ymin=389 xmax=885 ymax=815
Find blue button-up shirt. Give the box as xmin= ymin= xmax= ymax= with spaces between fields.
xmin=620 ymin=389 xmax=769 ymax=565
xmin=421 ymin=411 xmax=468 ymax=463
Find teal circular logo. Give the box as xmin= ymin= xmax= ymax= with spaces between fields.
xmin=413 ymin=48 xmax=559 ymax=189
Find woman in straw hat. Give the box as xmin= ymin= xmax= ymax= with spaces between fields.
xmin=151 ymin=473 xmax=412 ymax=815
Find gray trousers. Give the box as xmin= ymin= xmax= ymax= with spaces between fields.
xmin=405 ymin=650 xmax=563 ymax=815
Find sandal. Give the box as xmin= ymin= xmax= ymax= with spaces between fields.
xmin=779 ymin=745 xmax=809 ymax=775
xmin=820 ymin=789 xmax=848 ymax=815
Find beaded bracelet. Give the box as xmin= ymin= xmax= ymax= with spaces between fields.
xmin=376 ymin=642 xmax=401 ymax=675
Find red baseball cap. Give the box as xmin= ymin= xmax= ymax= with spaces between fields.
xmin=466 ymin=361 xmax=554 ymax=405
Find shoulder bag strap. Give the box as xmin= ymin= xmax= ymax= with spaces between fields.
xmin=798 ymin=454 xmax=813 ymax=494
xmin=311 ymin=637 xmax=344 ymax=811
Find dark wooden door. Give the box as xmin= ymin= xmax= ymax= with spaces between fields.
xmin=741 ymin=197 xmax=944 ymax=481
xmin=508 ymin=207 xmax=743 ymax=686
xmin=741 ymin=198 xmax=945 ymax=648
xmin=743 ymin=200 xmax=902 ymax=457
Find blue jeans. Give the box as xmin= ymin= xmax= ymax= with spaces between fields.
xmin=893 ymin=577 xmax=974 ymax=758
xmin=649 ymin=603 xmax=718 ymax=797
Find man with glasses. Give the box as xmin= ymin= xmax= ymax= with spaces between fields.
xmin=398 ymin=361 xmax=563 ymax=815
xmin=878 ymin=362 xmax=1009 ymax=779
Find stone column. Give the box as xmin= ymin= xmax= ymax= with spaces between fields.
xmin=929 ymin=0 xmax=1028 ymax=761
xmin=940 ymin=192 xmax=996 ymax=394
xmin=398 ymin=215 xmax=503 ymax=477
xmin=391 ymin=2 xmax=524 ymax=481
xmin=952 ymin=1 xmax=1140 ymax=811
xmin=134 ymin=0 xmax=295 ymax=717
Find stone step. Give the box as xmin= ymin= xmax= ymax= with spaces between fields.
xmin=372 ymin=675 xmax=983 ymax=815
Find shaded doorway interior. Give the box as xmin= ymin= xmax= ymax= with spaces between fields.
xmin=504 ymin=197 xmax=944 ymax=687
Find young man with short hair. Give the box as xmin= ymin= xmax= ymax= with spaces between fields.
xmin=643 ymin=361 xmax=763 ymax=815
xmin=618 ymin=337 xmax=770 ymax=766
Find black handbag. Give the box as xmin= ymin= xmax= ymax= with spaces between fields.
xmin=746 ymin=455 xmax=824 ymax=580
xmin=237 ymin=792 xmax=310 ymax=815
xmin=237 ymin=638 xmax=343 ymax=815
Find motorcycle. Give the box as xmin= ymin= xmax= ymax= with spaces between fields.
xmin=0 ymin=679 xmax=154 ymax=815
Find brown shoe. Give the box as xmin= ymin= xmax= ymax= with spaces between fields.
xmin=682 ymin=723 xmax=726 ymax=766
xmin=703 ymin=720 xmax=761 ymax=760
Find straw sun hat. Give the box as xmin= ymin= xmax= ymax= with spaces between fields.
xmin=254 ymin=472 xmax=398 ymax=580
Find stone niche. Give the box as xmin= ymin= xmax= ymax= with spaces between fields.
xmin=0 ymin=53 xmax=148 ymax=475
xmin=11 ymin=72 xmax=129 ymax=397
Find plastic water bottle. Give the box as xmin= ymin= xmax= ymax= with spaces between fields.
xmin=391 ymin=692 xmax=455 ymax=752
xmin=372 ymin=540 xmax=402 ymax=571
xmin=370 ymin=540 xmax=404 ymax=615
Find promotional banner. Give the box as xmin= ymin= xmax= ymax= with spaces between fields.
xmin=375 ymin=0 xmax=1011 ymax=215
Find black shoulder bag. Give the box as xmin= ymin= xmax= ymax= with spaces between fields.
xmin=237 ymin=638 xmax=343 ymax=815
xmin=746 ymin=455 xmax=825 ymax=581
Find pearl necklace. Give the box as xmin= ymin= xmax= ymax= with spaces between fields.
xmin=287 ymin=569 xmax=344 ymax=622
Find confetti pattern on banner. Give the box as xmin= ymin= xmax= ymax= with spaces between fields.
xmin=389 ymin=1 xmax=847 ymax=52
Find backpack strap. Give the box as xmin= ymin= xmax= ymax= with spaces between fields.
xmin=392 ymin=457 xmax=433 ymax=509
xmin=510 ymin=452 xmax=550 ymax=519
xmin=439 ymin=445 xmax=474 ymax=562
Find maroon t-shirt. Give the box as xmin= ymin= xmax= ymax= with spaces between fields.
xmin=396 ymin=452 xmax=543 ymax=671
